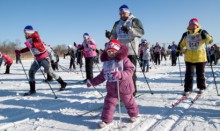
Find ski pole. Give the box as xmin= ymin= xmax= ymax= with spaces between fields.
xmin=58 ymin=64 xmax=78 ymax=74
xmin=87 ymin=79 xmax=104 ymax=98
xmin=115 ymin=68 xmax=122 ymax=129
xmin=129 ymin=39 xmax=154 ymax=94
xmin=95 ymin=61 xmax=101 ymax=71
xmin=19 ymin=60 xmax=29 ymax=81
xmin=177 ymin=56 xmax=183 ymax=86
xmin=80 ymin=68 xmax=84 ymax=78
xmin=28 ymin=48 xmax=58 ymax=99
xmin=205 ymin=44 xmax=220 ymax=96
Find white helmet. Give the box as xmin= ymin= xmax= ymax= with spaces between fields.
xmin=68 ymin=45 xmax=72 ymax=49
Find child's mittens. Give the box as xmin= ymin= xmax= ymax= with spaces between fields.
xmin=112 ymin=72 xmax=122 ymax=80
xmin=24 ymin=42 xmax=32 ymax=48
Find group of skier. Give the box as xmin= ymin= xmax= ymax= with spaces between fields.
xmin=0 ymin=4 xmax=215 ymax=129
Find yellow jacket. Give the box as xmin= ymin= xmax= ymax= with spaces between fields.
xmin=178 ymin=26 xmax=213 ymax=63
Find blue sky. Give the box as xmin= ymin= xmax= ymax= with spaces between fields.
xmin=0 ymin=0 xmax=219 ymax=49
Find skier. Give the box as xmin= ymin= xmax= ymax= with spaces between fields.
xmin=86 ymin=39 xmax=139 ymax=128
xmin=105 ymin=4 xmax=144 ymax=96
xmin=0 ymin=52 xmax=13 ymax=74
xmin=209 ymin=46 xmax=215 ymax=65
xmin=176 ymin=18 xmax=213 ymax=96
xmin=44 ymin=44 xmax=59 ymax=82
xmin=78 ymin=33 xmax=97 ymax=82
xmin=74 ymin=43 xmax=83 ymax=69
xmin=161 ymin=47 xmax=167 ymax=62
xmin=153 ymin=42 xmax=161 ymax=65
xmin=64 ymin=45 xmax=76 ymax=70
xmin=15 ymin=53 xmax=21 ymax=64
xmin=168 ymin=41 xmax=178 ymax=66
xmin=142 ymin=42 xmax=150 ymax=72
xmin=15 ymin=25 xmax=67 ymax=96
xmin=138 ymin=39 xmax=147 ymax=68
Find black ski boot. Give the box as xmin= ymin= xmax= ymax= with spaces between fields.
xmin=57 ymin=77 xmax=67 ymax=91
xmin=24 ymin=81 xmax=36 ymax=96
xmin=43 ymin=74 xmax=53 ymax=82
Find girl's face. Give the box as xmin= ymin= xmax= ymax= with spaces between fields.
xmin=188 ymin=24 xmax=197 ymax=30
xmin=107 ymin=50 xmax=117 ymax=58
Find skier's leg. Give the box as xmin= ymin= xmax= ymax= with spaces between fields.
xmin=184 ymin=62 xmax=194 ymax=92
xmin=85 ymin=57 xmax=94 ymax=80
xmin=196 ymin=62 xmax=206 ymax=90
xmin=101 ymin=93 xmax=118 ymax=123
xmin=121 ymin=94 xmax=139 ymax=117
xmin=40 ymin=59 xmax=66 ymax=90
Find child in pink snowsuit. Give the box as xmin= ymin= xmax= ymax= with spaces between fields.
xmin=87 ymin=39 xmax=139 ymax=127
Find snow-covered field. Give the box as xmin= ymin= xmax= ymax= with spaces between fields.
xmin=0 ymin=56 xmax=220 ymax=131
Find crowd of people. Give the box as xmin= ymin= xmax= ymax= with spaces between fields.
xmin=0 ymin=4 xmax=215 ymax=129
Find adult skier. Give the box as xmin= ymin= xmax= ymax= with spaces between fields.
xmin=64 ymin=45 xmax=76 ymax=70
xmin=105 ymin=4 xmax=144 ymax=96
xmin=0 ymin=52 xmax=13 ymax=74
xmin=15 ymin=25 xmax=67 ymax=96
xmin=176 ymin=18 xmax=213 ymax=96
xmin=78 ymin=33 xmax=97 ymax=82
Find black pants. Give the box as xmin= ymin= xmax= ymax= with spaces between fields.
xmin=5 ymin=65 xmax=11 ymax=74
xmin=171 ymin=54 xmax=177 ymax=66
xmin=154 ymin=54 xmax=160 ymax=65
xmin=184 ymin=62 xmax=206 ymax=92
xmin=128 ymin=55 xmax=137 ymax=94
xmin=85 ymin=57 xmax=94 ymax=80
xmin=70 ymin=58 xmax=76 ymax=70
xmin=210 ymin=55 xmax=215 ymax=65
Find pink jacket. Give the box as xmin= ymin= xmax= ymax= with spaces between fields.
xmin=82 ymin=36 xmax=97 ymax=58
xmin=2 ymin=53 xmax=13 ymax=65
xmin=90 ymin=44 xmax=135 ymax=96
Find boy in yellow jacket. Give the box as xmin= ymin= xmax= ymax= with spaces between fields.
xmin=176 ymin=18 xmax=213 ymax=96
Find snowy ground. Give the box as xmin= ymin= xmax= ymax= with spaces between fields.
xmin=0 ymin=56 xmax=220 ymax=131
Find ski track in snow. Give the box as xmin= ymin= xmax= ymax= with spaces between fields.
xmin=0 ymin=57 xmax=220 ymax=131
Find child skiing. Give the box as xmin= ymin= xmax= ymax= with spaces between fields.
xmin=0 ymin=52 xmax=13 ymax=74
xmin=64 ymin=45 xmax=76 ymax=70
xmin=86 ymin=39 xmax=139 ymax=128
xmin=176 ymin=18 xmax=213 ymax=96
xmin=15 ymin=25 xmax=67 ymax=96
xmin=78 ymin=33 xmax=97 ymax=83
xmin=142 ymin=42 xmax=150 ymax=72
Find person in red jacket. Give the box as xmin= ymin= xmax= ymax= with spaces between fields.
xmin=15 ymin=25 xmax=67 ymax=96
xmin=0 ymin=52 xmax=13 ymax=74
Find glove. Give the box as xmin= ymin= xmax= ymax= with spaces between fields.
xmin=176 ymin=52 xmax=180 ymax=57
xmin=121 ymin=25 xmax=129 ymax=33
xmin=105 ymin=30 xmax=111 ymax=39
xmin=112 ymin=72 xmax=122 ymax=79
xmin=15 ymin=50 xmax=21 ymax=55
xmin=24 ymin=42 xmax=32 ymax=48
